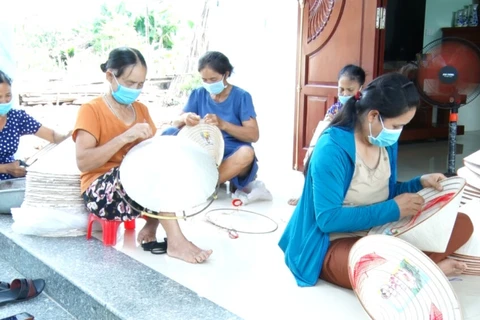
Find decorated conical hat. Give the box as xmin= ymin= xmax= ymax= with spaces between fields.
xmin=177 ymin=123 xmax=224 ymax=167
xmin=349 ymin=235 xmax=462 ymax=320
xmin=369 ymin=176 xmax=465 ymax=252
xmin=120 ymin=135 xmax=218 ymax=213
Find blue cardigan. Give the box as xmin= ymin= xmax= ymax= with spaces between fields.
xmin=279 ymin=126 xmax=423 ymax=287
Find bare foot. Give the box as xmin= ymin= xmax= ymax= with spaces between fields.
xmin=437 ymin=258 xmax=467 ymax=276
xmin=288 ymin=197 xmax=299 ymax=206
xmin=167 ymin=237 xmax=212 ymax=263
xmin=137 ymin=218 xmax=159 ymax=244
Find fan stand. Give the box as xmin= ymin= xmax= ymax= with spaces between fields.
xmin=446 ymin=106 xmax=459 ymax=177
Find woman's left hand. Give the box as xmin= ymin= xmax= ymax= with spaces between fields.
xmin=204 ymin=113 xmax=225 ymax=130
xmin=420 ymin=173 xmax=446 ymax=191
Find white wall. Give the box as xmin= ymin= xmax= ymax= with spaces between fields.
xmin=208 ymin=0 xmax=299 ymax=177
xmin=423 ymin=0 xmax=480 ymax=131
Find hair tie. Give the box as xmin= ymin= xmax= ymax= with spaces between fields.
xmin=354 ymin=91 xmax=362 ymax=101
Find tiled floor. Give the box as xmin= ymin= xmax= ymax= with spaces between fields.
xmin=94 ymin=132 xmax=480 ymax=320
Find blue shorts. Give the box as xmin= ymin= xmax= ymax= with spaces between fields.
xmin=161 ymin=127 xmax=258 ymax=189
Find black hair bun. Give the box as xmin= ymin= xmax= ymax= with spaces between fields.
xmin=100 ymin=62 xmax=107 ymax=73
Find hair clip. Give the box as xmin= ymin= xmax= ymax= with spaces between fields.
xmin=401 ymin=81 xmax=414 ymax=88
xmin=354 ymin=91 xmax=362 ymax=100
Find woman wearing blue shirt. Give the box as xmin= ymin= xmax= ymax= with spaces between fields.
xmin=165 ymin=51 xmax=259 ymax=191
xmin=0 ymin=70 xmax=69 ymax=180
xmin=279 ymin=72 xmax=473 ymax=288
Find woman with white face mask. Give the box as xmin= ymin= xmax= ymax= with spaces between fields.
xmin=288 ymin=65 xmax=366 ymax=205
xmin=165 ymin=51 xmax=260 ymax=193
xmin=0 ymin=70 xmax=70 ymax=181
xmin=279 ymin=73 xmax=472 ymax=289
xmin=73 ymin=47 xmax=212 ymax=264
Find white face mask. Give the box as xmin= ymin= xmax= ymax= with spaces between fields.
xmin=202 ymin=76 xmax=226 ymax=95
xmin=368 ymin=116 xmax=403 ymax=147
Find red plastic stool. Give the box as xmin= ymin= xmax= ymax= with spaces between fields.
xmin=86 ymin=214 xmax=136 ymax=246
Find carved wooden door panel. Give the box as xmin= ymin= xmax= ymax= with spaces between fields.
xmin=292 ymin=0 xmax=382 ymax=171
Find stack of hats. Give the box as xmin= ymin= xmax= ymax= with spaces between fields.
xmin=11 ymin=138 xmax=88 ymax=237
xmin=449 ymin=200 xmax=480 ymax=275
xmin=457 ymin=150 xmax=480 ymax=205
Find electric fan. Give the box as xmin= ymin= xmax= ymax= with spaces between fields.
xmin=414 ymin=37 xmax=480 ymax=176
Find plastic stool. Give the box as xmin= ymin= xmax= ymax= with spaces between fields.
xmin=86 ymin=213 xmax=136 ymax=246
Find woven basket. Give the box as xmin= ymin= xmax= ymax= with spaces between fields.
xmin=178 ymin=123 xmax=224 ymax=167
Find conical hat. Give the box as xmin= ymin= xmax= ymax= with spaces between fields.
xmin=458 ymin=166 xmax=480 ymax=190
xmin=27 ymin=138 xmax=80 ymax=176
xmin=349 ymin=235 xmax=462 ymax=320
xmin=177 ymin=123 xmax=224 ymax=167
xmin=464 ymin=149 xmax=480 ymax=167
xmin=454 ymin=200 xmax=480 ymax=257
xmin=120 ymin=135 xmax=218 ymax=213
xmin=369 ymin=176 xmax=465 ymax=252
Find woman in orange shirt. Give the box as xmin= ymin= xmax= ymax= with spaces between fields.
xmin=73 ymin=47 xmax=212 ymax=263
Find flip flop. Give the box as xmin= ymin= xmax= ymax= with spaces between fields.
xmin=141 ymin=238 xmax=168 ymax=255
xmin=0 ymin=279 xmax=45 ymax=306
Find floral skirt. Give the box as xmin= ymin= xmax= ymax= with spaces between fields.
xmin=82 ymin=167 xmax=141 ymax=221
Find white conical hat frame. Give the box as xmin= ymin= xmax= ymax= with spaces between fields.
xmin=120 ymin=135 xmax=218 ymax=213
xmin=27 ymin=138 xmax=80 ymax=176
xmin=348 ymin=235 xmax=462 ymax=320
xmin=177 ymin=123 xmax=224 ymax=167
xmin=369 ymin=176 xmax=465 ymax=252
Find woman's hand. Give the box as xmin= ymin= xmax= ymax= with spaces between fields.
xmin=204 ymin=113 xmax=224 ymax=130
xmin=121 ymin=123 xmax=153 ymax=143
xmin=394 ymin=193 xmax=425 ymax=218
xmin=6 ymin=161 xmax=27 ymax=178
xmin=420 ymin=173 xmax=446 ymax=191
xmin=184 ymin=112 xmax=201 ymax=126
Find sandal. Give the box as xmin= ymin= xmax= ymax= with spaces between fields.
xmin=141 ymin=238 xmax=168 ymax=255
xmin=0 ymin=279 xmax=45 ymax=306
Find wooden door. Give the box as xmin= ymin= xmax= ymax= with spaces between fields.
xmin=292 ymin=0 xmax=383 ymax=171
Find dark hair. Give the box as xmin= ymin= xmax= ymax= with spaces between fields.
xmin=198 ymin=51 xmax=234 ymax=77
xmin=338 ymin=64 xmax=366 ymax=86
xmin=304 ymin=72 xmax=419 ymax=176
xmin=100 ymin=47 xmax=147 ymax=77
xmin=0 ymin=70 xmax=12 ymax=87
xmin=398 ymin=62 xmax=418 ymax=81
xmin=330 ymin=72 xmax=419 ymax=129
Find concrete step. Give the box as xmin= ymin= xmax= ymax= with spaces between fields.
xmin=0 ymin=216 xmax=239 ymax=320
xmin=0 ymin=256 xmax=76 ymax=320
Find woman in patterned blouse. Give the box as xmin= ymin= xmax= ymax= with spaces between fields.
xmin=0 ymin=70 xmax=70 ymax=180
xmin=288 ymin=65 xmax=366 ymax=205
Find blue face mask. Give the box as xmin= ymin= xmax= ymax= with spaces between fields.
xmin=368 ymin=116 xmax=403 ymax=147
xmin=111 ymin=75 xmax=142 ymax=105
xmin=338 ymin=95 xmax=352 ymax=105
xmin=0 ymin=100 xmax=13 ymax=116
xmin=203 ymin=76 xmax=226 ymax=95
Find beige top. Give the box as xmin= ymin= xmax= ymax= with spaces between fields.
xmin=329 ymin=147 xmax=391 ymax=241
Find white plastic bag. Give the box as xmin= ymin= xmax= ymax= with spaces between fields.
xmin=11 ymin=206 xmax=89 ymax=237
